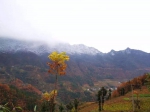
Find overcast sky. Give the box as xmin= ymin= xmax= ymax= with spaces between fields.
xmin=0 ymin=0 xmax=150 ymax=53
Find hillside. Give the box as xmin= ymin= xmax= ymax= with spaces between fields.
xmin=79 ymin=86 xmax=150 ymax=112
xmin=79 ymin=74 xmax=150 ymax=112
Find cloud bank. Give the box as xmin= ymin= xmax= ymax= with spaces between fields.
xmin=0 ymin=0 xmax=150 ymax=53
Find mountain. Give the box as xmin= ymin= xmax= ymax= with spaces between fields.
xmin=0 ymin=37 xmax=101 ymax=55
xmin=1 ymin=37 xmax=150 ymax=80
xmin=1 ymin=37 xmax=150 ymax=102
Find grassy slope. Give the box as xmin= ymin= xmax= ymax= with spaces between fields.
xmin=79 ymin=86 xmax=150 ymax=112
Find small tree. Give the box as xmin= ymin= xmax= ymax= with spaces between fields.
xmin=47 ymin=51 xmax=69 ymax=93
xmin=74 ymin=99 xmax=79 ymax=112
xmin=97 ymin=87 xmax=107 ymax=112
xmin=66 ymin=102 xmax=73 ymax=112
xmin=108 ymin=88 xmax=112 ymax=100
xmin=45 ymin=51 xmax=69 ymax=112
xmin=119 ymin=88 xmax=125 ymax=96
xmin=59 ymin=103 xmax=64 ymax=112
xmin=41 ymin=90 xmax=57 ymax=112
xmin=133 ymin=90 xmax=140 ymax=110
xmin=145 ymin=73 xmax=150 ymax=90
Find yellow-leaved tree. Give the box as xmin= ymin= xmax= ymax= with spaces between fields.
xmin=47 ymin=51 xmax=69 ymax=92
xmin=41 ymin=51 xmax=69 ymax=112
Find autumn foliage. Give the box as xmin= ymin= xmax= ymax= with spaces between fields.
xmin=47 ymin=51 xmax=69 ymax=75
xmin=47 ymin=51 xmax=69 ymax=92
xmin=112 ymin=73 xmax=148 ymax=98
xmin=0 ymin=82 xmax=41 ymax=112
xmin=10 ymin=78 xmax=42 ymax=95
xmin=41 ymin=90 xmax=57 ymax=101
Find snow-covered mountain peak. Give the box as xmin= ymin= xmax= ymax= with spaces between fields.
xmin=48 ymin=43 xmax=102 ymax=55
xmin=0 ymin=37 xmax=102 ymax=55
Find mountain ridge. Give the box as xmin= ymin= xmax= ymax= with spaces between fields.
xmin=1 ymin=37 xmax=150 ymax=73
xmin=0 ymin=37 xmax=102 ymax=55
xmin=1 ymin=37 xmax=149 ymax=55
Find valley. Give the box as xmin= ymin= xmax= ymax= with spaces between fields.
xmin=0 ymin=37 xmax=150 ymax=111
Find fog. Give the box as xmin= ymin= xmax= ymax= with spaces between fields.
xmin=0 ymin=0 xmax=150 ymax=53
